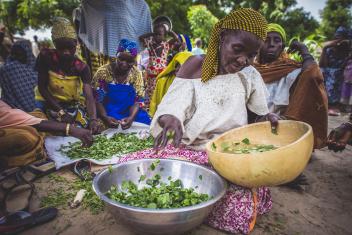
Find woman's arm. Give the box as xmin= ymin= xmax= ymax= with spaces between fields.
xmin=33 ymin=120 xmax=93 ymax=146
xmin=139 ymin=32 xmax=155 ymax=43
xmin=129 ymin=103 xmax=140 ymax=120
xmin=96 ymin=101 xmax=119 ymax=128
xmin=168 ymin=30 xmax=179 ymax=41
xmin=319 ymin=40 xmax=341 ymax=67
xmin=119 ymin=103 xmax=140 ymax=130
xmin=80 ymin=66 xmax=100 ymax=133
xmin=287 ymin=40 xmax=315 ymax=71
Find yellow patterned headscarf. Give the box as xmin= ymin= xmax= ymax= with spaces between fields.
xmin=201 ymin=8 xmax=268 ymax=82
xmin=51 ymin=17 xmax=76 ymax=41
xmin=267 ymin=23 xmax=286 ymax=43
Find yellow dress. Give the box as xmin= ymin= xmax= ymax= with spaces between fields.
xmin=35 ymin=71 xmax=84 ymax=103
xmin=149 ymin=51 xmax=193 ymax=117
xmin=34 ymin=70 xmax=88 ymax=127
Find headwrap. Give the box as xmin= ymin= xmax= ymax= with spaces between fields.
xmin=10 ymin=40 xmax=36 ymax=67
xmin=201 ymin=8 xmax=268 ymax=82
xmin=116 ymin=39 xmax=138 ymax=57
xmin=51 ymin=17 xmax=76 ymax=41
xmin=1 ymin=40 xmax=38 ymax=112
xmin=334 ymin=26 xmax=352 ymax=39
xmin=178 ymin=34 xmax=192 ymax=52
xmin=267 ymin=23 xmax=286 ymax=43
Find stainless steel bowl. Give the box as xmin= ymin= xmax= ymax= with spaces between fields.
xmin=93 ymin=159 xmax=227 ymax=235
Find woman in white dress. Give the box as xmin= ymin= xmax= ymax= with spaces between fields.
xmin=120 ymin=8 xmax=280 ymax=234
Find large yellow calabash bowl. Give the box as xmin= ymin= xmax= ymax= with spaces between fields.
xmin=206 ymin=120 xmax=314 ymax=188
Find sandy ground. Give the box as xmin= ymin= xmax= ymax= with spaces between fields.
xmin=14 ymin=114 xmax=352 ymax=235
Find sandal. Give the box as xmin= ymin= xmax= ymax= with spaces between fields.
xmin=0 ymin=207 xmax=58 ymax=234
xmin=1 ymin=169 xmax=35 ymax=213
xmin=4 ymin=183 xmax=34 ymax=213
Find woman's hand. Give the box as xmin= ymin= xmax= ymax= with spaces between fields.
xmin=287 ymin=40 xmax=309 ymax=56
xmin=102 ymin=116 xmax=120 ymax=128
xmin=89 ymin=119 xmax=102 ymax=135
xmin=256 ymin=113 xmax=281 ymax=134
xmin=154 ymin=115 xmax=183 ymax=150
xmin=70 ymin=126 xmax=93 ymax=147
xmin=267 ymin=113 xmax=280 ymax=134
xmin=120 ymin=117 xmax=133 ymax=130
xmin=327 ymin=122 xmax=352 ymax=152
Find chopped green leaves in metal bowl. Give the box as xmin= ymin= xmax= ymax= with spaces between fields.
xmin=106 ymin=160 xmax=212 ymax=209
xmin=59 ymin=133 xmax=153 ymax=160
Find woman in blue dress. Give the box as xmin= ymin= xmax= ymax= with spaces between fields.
xmin=93 ymin=39 xmax=151 ymax=129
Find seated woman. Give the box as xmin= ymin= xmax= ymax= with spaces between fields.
xmin=254 ymin=23 xmax=328 ymax=149
xmin=93 ymin=39 xmax=150 ymax=129
xmin=119 ymin=9 xmax=279 ymax=234
xmin=0 ymin=40 xmax=37 ymax=112
xmin=149 ymin=51 xmax=193 ymax=117
xmin=34 ymin=17 xmax=100 ymax=134
xmin=0 ymin=99 xmax=92 ymax=168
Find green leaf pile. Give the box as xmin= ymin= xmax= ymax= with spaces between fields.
xmin=106 ymin=161 xmax=211 ymax=209
xmin=59 ymin=133 xmax=153 ymax=160
xmin=220 ymin=138 xmax=277 ymax=154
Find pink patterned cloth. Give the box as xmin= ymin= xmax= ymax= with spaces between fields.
xmin=119 ymin=145 xmax=272 ymax=234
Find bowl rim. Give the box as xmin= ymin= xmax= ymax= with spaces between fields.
xmin=92 ymin=158 xmax=228 ymax=213
xmin=205 ymin=120 xmax=313 ymax=157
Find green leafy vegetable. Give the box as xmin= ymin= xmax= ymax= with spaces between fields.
xmin=241 ymin=138 xmax=251 ymax=145
xmin=59 ymin=133 xmax=153 ymax=160
xmin=42 ymin=173 xmax=104 ymax=214
xmin=149 ymin=163 xmax=156 ymax=171
xmin=139 ymin=175 xmax=146 ymax=182
xmin=106 ymin=176 xmax=211 ymax=209
xmin=219 ymin=138 xmax=277 ymax=154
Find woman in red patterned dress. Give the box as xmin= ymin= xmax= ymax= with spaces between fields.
xmin=139 ymin=21 xmax=179 ymax=110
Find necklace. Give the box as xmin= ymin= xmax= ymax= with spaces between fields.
xmin=110 ymin=64 xmax=131 ymax=84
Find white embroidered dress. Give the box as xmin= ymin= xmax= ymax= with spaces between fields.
xmin=150 ymin=66 xmax=270 ymax=150
xmin=265 ymin=68 xmax=302 ymax=114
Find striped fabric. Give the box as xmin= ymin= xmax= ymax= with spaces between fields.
xmin=77 ymin=0 xmax=152 ymax=57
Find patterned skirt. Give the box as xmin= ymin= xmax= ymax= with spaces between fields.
xmin=321 ymin=67 xmax=343 ymax=104
xmin=119 ymin=145 xmax=273 ymax=234
xmin=35 ymin=100 xmax=90 ymax=128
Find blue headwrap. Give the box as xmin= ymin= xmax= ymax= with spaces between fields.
xmin=334 ymin=26 xmax=352 ymax=39
xmin=117 ymin=39 xmax=138 ymax=57
xmin=178 ymin=34 xmax=192 ymax=52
